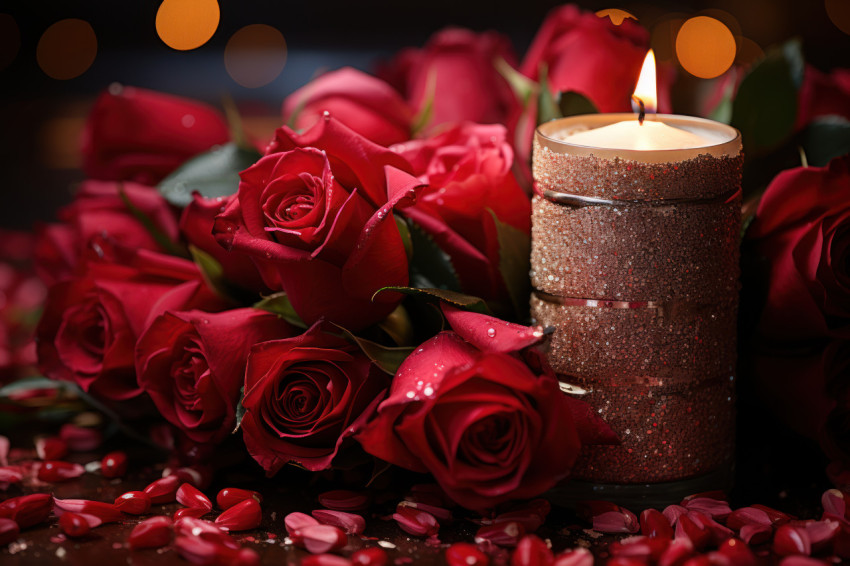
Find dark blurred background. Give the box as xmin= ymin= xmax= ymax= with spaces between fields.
xmin=2 ymin=0 xmax=850 ymax=228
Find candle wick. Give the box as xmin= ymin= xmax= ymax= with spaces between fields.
xmin=632 ymin=96 xmax=646 ymax=125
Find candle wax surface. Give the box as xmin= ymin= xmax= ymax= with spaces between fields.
xmin=560 ymin=119 xmax=715 ymax=151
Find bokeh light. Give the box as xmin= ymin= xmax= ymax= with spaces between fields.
xmin=37 ymin=19 xmax=97 ymax=80
xmin=156 ymin=0 xmax=220 ymax=51
xmin=651 ymin=16 xmax=685 ymax=63
xmin=734 ymin=36 xmax=765 ymax=67
xmin=826 ymin=0 xmax=850 ymax=35
xmin=0 ymin=14 xmax=20 ymax=71
xmin=224 ymin=24 xmax=287 ymax=88
xmin=595 ymin=9 xmax=637 ymax=26
xmin=676 ymin=16 xmax=737 ymax=79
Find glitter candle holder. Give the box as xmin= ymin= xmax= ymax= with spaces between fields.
xmin=531 ymin=114 xmax=742 ymax=506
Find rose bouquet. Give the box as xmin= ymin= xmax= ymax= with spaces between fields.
xmin=13 ymin=3 xmax=850 ymax=517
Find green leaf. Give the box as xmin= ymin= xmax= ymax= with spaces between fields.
xmin=158 ymin=142 xmax=262 ymax=207
xmin=407 ymin=218 xmax=461 ymax=291
xmin=801 ymin=116 xmax=850 ymax=167
xmin=731 ymin=41 xmax=802 ymax=156
xmin=411 ymin=68 xmax=437 ymax=135
xmin=395 ymin=215 xmax=412 ymax=261
xmin=558 ymin=91 xmax=598 ymax=117
xmin=118 ymin=185 xmax=188 ymax=258
xmin=487 ymin=209 xmax=531 ymax=320
xmin=253 ymin=292 xmax=308 ymax=329
xmin=232 ymin=386 xmax=246 ymax=433
xmin=373 ymin=286 xmax=492 ymax=315
xmin=188 ymin=244 xmax=229 ymax=297
xmin=378 ymin=303 xmax=415 ymax=346
xmin=335 ymin=325 xmax=414 ymax=375
xmin=707 ymin=70 xmax=737 ymax=125
xmin=783 ymin=38 xmax=805 ymax=88
xmin=537 ymin=65 xmax=562 ymax=125
xmin=495 ymin=57 xmax=537 ymax=106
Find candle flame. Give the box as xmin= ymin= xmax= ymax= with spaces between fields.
xmin=632 ymin=49 xmax=657 ymax=117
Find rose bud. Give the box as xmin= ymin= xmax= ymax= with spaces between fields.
xmin=609 ymin=536 xmax=669 ymax=562
xmin=214 ymin=498 xmax=262 ymax=532
xmin=59 ymin=512 xmax=95 ymax=538
xmin=166 ymin=466 xmax=214 ymax=489
xmin=0 ymin=466 xmax=24 ymax=484
xmin=446 ymin=543 xmax=489 ymax=566
xmin=302 ymin=555 xmax=353 ymax=566
xmin=114 ymin=491 xmax=151 ymax=515
xmin=129 ymin=516 xmax=174 ymax=550
xmin=351 ymin=547 xmax=390 ymax=566
xmin=174 ymin=535 xmax=253 ymax=565
xmin=822 ymin=489 xmax=846 ymax=519
xmin=657 ymin=537 xmax=694 ymax=566
xmin=53 ymin=498 xmax=124 ymax=524
xmin=750 ymin=504 xmax=793 ymax=525
xmin=177 ymin=483 xmax=212 ymax=511
xmin=37 ymin=460 xmax=85 ymax=482
xmin=0 ymin=493 xmax=53 ymax=528
xmin=400 ymin=500 xmax=453 ymax=523
xmin=392 ymin=505 xmax=439 ymax=537
xmin=804 ymin=520 xmax=839 ymax=553
xmin=0 ymin=517 xmax=20 ymax=546
xmin=511 ymin=535 xmax=553 ymax=566
xmin=726 ymin=507 xmax=773 ymax=531
xmin=285 ymin=512 xmax=320 ymax=536
xmin=317 ymin=490 xmax=371 ymax=512
xmin=59 ymin=424 xmax=102 ymax=452
xmin=681 ymin=497 xmax=732 ymax=521
xmin=283 ymin=67 xmax=413 ymax=147
xmin=216 ymin=487 xmax=262 ymax=511
xmin=174 ymin=507 xmax=210 ymax=521
xmin=311 ymin=509 xmax=366 ymax=535
xmin=35 ymin=436 xmax=68 ymax=461
xmin=291 ymin=524 xmax=347 ymax=554
xmin=493 ymin=509 xmax=543 ymax=532
xmin=174 ymin=517 xmax=238 ymax=549
xmin=552 ymin=548 xmax=593 ymax=566
xmin=773 ymin=525 xmax=812 ymax=556
xmin=144 ymin=475 xmax=180 ymax=504
xmin=662 ymin=505 xmax=689 ymax=526
xmin=101 ymin=451 xmax=128 ymax=478
xmin=82 ymin=85 xmax=229 ymax=185
xmin=475 ymin=521 xmax=526 ymax=548
xmin=640 ymin=509 xmax=673 ymax=539
xmin=717 ymin=538 xmax=756 ymax=566
xmin=740 ymin=524 xmax=773 ymax=545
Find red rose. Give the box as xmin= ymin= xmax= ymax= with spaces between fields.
xmin=0 ymin=232 xmax=45 ymax=384
xmin=796 ymin=65 xmax=850 ymax=129
xmin=37 ymin=243 xmax=227 ymax=401
xmin=35 ymin=181 xmax=180 ymax=285
xmin=283 ymin=67 xmax=413 ymax=147
xmin=214 ymin=117 xmax=423 ymax=330
xmin=379 ymin=28 xmax=518 ymax=128
xmin=357 ymin=306 xmax=581 ymax=510
xmin=521 ymin=5 xmax=669 ymax=113
xmin=240 ymin=322 xmax=390 ymax=474
xmin=136 ymin=308 xmax=295 ymax=444
xmin=82 ymin=85 xmax=230 ymax=185
xmin=179 ymin=194 xmax=267 ymax=294
xmin=747 ymin=156 xmax=850 ymax=341
xmin=393 ymin=122 xmax=530 ymax=309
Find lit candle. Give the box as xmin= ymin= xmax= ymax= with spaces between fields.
xmin=530 ymin=49 xmax=743 ymax=505
xmin=558 ymin=50 xmax=724 ymax=151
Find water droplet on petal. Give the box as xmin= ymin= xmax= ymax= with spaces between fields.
xmin=487 ymin=328 xmax=496 ymax=338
